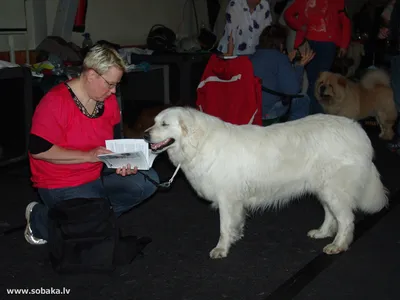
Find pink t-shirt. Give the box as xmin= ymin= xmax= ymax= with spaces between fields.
xmin=29 ymin=83 xmax=120 ymax=189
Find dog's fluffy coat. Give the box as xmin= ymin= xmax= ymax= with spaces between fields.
xmin=315 ymin=69 xmax=398 ymax=140
xmin=145 ymin=107 xmax=388 ymax=259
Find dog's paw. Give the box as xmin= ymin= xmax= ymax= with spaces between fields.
xmin=323 ymin=243 xmax=348 ymax=255
xmin=307 ymin=229 xmax=333 ymax=239
xmin=209 ymin=247 xmax=228 ymax=259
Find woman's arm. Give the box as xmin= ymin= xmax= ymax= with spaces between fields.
xmin=29 ymin=134 xmax=111 ymax=164
xmin=277 ymin=57 xmax=304 ymax=95
xmin=283 ymin=0 xmax=304 ymax=31
xmin=219 ymin=2 xmax=242 ymax=54
xmin=31 ymin=145 xmax=91 ymax=164
xmin=277 ymin=49 xmax=315 ymax=94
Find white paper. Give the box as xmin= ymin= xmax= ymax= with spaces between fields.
xmin=97 ymin=139 xmax=158 ymax=170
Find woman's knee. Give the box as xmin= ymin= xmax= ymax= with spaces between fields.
xmin=289 ymin=96 xmax=311 ymax=120
xmin=138 ymin=168 xmax=159 ymax=198
xmin=146 ymin=168 xmax=159 ymax=183
xmin=144 ymin=169 xmax=160 ymax=197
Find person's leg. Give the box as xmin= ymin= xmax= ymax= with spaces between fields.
xmin=387 ymin=54 xmax=400 ymax=151
xmin=102 ymin=168 xmax=159 ymax=217
xmin=26 ymin=178 xmax=105 ymax=244
xmin=305 ymin=40 xmax=337 ymax=114
xmin=288 ymin=94 xmax=311 ymax=121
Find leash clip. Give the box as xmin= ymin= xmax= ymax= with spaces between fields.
xmin=139 ymin=164 xmax=181 ymax=189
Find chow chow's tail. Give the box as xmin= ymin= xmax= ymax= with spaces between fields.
xmin=360 ymin=69 xmax=391 ymax=89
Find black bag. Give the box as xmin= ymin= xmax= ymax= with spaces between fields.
xmin=146 ymin=24 xmax=177 ymax=52
xmin=47 ymin=198 xmax=151 ymax=274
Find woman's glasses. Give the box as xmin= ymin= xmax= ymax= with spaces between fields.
xmin=92 ymin=69 xmax=120 ymax=90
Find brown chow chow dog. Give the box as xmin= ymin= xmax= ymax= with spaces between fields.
xmin=315 ymin=69 xmax=398 ymax=140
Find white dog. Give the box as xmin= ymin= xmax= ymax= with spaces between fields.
xmin=144 ymin=107 xmax=388 ymax=259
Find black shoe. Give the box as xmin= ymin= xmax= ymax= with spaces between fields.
xmin=386 ymin=137 xmax=400 ymax=153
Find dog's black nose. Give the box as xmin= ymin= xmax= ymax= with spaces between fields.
xmin=319 ymin=85 xmax=327 ymax=96
xmin=143 ymin=131 xmax=150 ymax=141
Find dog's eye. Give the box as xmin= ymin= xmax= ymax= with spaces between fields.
xmin=161 ymin=122 xmax=168 ymax=127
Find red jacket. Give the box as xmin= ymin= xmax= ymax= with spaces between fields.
xmin=284 ymin=0 xmax=351 ymax=49
xmin=196 ymin=54 xmax=262 ymax=126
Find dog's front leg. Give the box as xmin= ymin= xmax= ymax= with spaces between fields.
xmin=209 ymin=202 xmax=245 ymax=259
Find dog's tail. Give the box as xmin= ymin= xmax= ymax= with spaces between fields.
xmin=358 ymin=163 xmax=389 ymax=214
xmin=360 ymin=69 xmax=391 ymax=89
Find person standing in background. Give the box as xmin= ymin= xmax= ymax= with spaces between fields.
xmin=284 ymin=0 xmax=351 ymax=114
xmin=217 ymin=0 xmax=273 ymax=56
xmin=380 ymin=0 xmax=400 ymax=154
xmin=250 ymin=24 xmax=315 ymax=123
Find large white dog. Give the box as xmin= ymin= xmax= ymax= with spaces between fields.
xmin=144 ymin=107 xmax=388 ymax=259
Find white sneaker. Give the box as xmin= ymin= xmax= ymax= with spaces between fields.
xmin=24 ymin=202 xmax=47 ymax=245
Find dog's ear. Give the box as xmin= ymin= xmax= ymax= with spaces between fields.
xmin=337 ymin=77 xmax=347 ymax=87
xmin=179 ymin=118 xmax=189 ymax=137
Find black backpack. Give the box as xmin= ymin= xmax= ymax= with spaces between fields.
xmin=146 ymin=24 xmax=177 ymax=53
xmin=47 ymin=197 xmax=151 ymax=274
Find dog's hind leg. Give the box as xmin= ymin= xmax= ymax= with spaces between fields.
xmin=318 ymin=188 xmax=355 ymax=255
xmin=209 ymin=201 xmax=246 ymax=259
xmin=307 ymin=203 xmax=338 ymax=239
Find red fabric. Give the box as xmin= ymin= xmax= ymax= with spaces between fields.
xmin=29 ymin=83 xmax=120 ymax=189
xmin=196 ymin=54 xmax=262 ymax=126
xmin=73 ymin=0 xmax=87 ymax=31
xmin=284 ymin=0 xmax=351 ymax=49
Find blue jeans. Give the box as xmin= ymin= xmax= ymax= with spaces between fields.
xmin=264 ymin=94 xmax=310 ymax=121
xmin=288 ymin=94 xmax=310 ymax=121
xmin=391 ymin=55 xmax=400 ymax=136
xmin=30 ymin=168 xmax=159 ymax=240
xmin=306 ymin=40 xmax=337 ymax=114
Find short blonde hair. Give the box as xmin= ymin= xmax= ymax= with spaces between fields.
xmin=83 ymin=44 xmax=127 ymax=74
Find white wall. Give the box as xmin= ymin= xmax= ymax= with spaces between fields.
xmin=0 ymin=0 xmax=209 ymax=52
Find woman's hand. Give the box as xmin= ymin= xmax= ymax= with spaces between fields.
xmin=298 ymin=48 xmax=315 ymax=66
xmin=87 ymin=146 xmax=112 ymax=163
xmin=378 ymin=27 xmax=390 ymax=39
xmin=288 ymin=50 xmax=297 ymax=62
xmin=116 ymin=164 xmax=138 ymax=176
xmin=224 ymin=32 xmax=234 ymax=56
xmin=338 ymin=47 xmax=347 ymax=57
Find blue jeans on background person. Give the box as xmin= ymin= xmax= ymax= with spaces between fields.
xmin=287 ymin=94 xmax=311 ymax=121
xmin=263 ymin=94 xmax=310 ymax=122
xmin=30 ymin=168 xmax=159 ymax=241
xmin=386 ymin=54 xmax=400 ymax=153
xmin=305 ymin=40 xmax=337 ymax=114
xmin=391 ymin=55 xmax=400 ymax=136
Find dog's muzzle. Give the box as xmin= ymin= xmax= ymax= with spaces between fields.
xmin=143 ymin=131 xmax=151 ymax=142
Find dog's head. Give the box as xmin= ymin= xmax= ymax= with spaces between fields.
xmin=315 ymin=71 xmax=348 ymax=106
xmin=143 ymin=107 xmax=204 ymax=155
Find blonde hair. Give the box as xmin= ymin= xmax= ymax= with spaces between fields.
xmin=83 ymin=44 xmax=127 ymax=74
